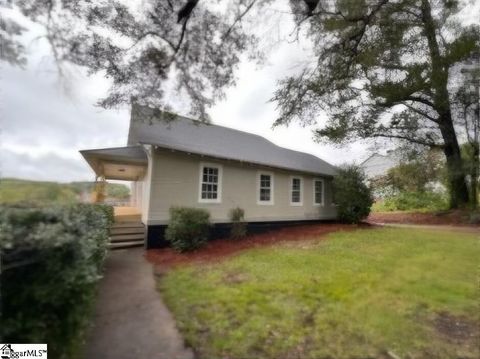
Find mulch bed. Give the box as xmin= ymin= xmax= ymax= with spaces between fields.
xmin=145 ymin=223 xmax=370 ymax=269
xmin=368 ymin=210 xmax=480 ymax=227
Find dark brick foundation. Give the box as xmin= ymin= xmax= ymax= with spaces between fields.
xmin=145 ymin=219 xmax=336 ymax=249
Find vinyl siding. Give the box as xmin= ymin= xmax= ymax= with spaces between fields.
xmin=361 ymin=154 xmax=397 ymax=178
xmin=145 ymin=148 xmax=337 ymax=225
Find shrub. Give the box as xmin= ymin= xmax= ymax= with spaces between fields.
xmin=165 ymin=207 xmax=211 ymax=252
xmin=382 ymin=191 xmax=448 ymax=212
xmin=0 ymin=203 xmax=111 ymax=359
xmin=229 ymin=207 xmax=247 ymax=239
xmin=94 ymin=203 xmax=115 ymax=225
xmin=333 ymin=165 xmax=374 ymax=223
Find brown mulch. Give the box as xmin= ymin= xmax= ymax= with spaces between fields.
xmin=368 ymin=210 xmax=480 ymax=227
xmin=145 ymin=223 xmax=371 ymax=269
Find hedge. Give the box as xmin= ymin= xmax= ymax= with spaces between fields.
xmin=0 ymin=203 xmax=113 ymax=359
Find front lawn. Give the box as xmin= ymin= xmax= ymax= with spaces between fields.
xmin=158 ymin=228 xmax=479 ymax=359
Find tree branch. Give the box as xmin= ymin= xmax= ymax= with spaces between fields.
xmin=403 ymin=102 xmax=439 ymax=123
xmin=177 ymin=0 xmax=199 ymax=23
xmin=223 ymin=0 xmax=258 ymax=40
xmin=406 ymin=95 xmax=436 ymax=108
xmin=370 ymin=133 xmax=444 ymax=148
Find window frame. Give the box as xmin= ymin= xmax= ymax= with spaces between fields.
xmin=198 ymin=162 xmax=223 ymax=203
xmin=289 ymin=176 xmax=303 ymax=206
xmin=313 ymin=178 xmax=325 ymax=206
xmin=257 ymin=171 xmax=274 ymax=205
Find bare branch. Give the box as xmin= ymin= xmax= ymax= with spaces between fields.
xmin=223 ymin=0 xmax=258 ymax=40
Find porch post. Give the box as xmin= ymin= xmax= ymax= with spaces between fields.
xmin=93 ymin=175 xmax=107 ymax=203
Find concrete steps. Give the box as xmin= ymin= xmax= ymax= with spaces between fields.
xmin=109 ymin=222 xmax=145 ymax=250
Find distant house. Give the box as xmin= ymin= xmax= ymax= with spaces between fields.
xmin=81 ymin=105 xmax=339 ymax=248
xmin=360 ymin=152 xmax=399 ymax=179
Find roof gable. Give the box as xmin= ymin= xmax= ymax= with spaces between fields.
xmin=128 ymin=105 xmax=337 ymax=176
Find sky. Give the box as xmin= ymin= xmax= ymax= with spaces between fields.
xmin=1 ymin=2 xmax=477 ymax=183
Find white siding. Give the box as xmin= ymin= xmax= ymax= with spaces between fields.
xmin=145 ymin=148 xmax=337 ymax=225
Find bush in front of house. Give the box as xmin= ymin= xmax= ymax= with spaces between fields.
xmin=0 ymin=203 xmax=112 ymax=359
xmin=165 ymin=207 xmax=211 ymax=252
xmin=333 ymin=165 xmax=374 ymax=223
xmin=229 ymin=207 xmax=247 ymax=239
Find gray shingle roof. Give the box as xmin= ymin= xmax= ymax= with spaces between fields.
xmin=128 ymin=105 xmax=337 ymax=176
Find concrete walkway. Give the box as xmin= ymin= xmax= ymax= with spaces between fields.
xmin=83 ymin=248 xmax=193 ymax=359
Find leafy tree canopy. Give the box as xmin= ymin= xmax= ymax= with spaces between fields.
xmin=370 ymin=148 xmax=446 ymax=193
xmin=1 ymin=0 xmax=268 ymax=119
xmin=275 ymin=0 xmax=479 ymax=147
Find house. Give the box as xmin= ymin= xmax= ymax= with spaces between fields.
xmin=80 ymin=104 xmax=338 ymax=248
xmin=360 ymin=152 xmax=399 ymax=179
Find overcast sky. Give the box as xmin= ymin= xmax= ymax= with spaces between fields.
xmin=2 ymin=2 xmax=476 ymax=183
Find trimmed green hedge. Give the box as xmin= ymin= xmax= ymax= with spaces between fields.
xmin=0 ymin=203 xmax=113 ymax=359
xmin=165 ymin=207 xmax=211 ymax=252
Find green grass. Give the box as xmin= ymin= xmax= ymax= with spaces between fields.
xmin=158 ymin=228 xmax=480 ymax=359
xmin=0 ymin=178 xmax=130 ymax=204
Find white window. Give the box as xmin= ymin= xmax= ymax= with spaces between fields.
xmin=257 ymin=171 xmax=274 ymax=205
xmin=290 ymin=176 xmax=303 ymax=206
xmin=313 ymin=178 xmax=324 ymax=206
xmin=198 ymin=163 xmax=222 ymax=203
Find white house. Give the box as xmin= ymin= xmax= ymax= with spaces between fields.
xmin=81 ymin=105 xmax=338 ymax=248
xmin=360 ymin=152 xmax=399 ymax=179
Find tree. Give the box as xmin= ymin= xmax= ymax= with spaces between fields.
xmin=2 ymin=0 xmax=479 ymax=207
xmin=371 ymin=147 xmax=446 ymax=193
xmin=0 ymin=0 xmax=261 ymax=119
xmin=273 ymin=0 xmax=480 ymax=208
xmin=453 ymin=56 xmax=479 ymax=208
xmin=368 ymin=147 xmax=449 ymax=211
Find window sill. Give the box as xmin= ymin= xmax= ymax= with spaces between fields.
xmin=257 ymin=201 xmax=274 ymax=206
xmin=198 ymin=199 xmax=222 ymax=204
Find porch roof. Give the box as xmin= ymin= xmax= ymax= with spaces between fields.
xmin=80 ymin=146 xmax=147 ymax=181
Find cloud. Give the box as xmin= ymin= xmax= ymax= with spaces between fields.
xmin=1 ymin=148 xmax=92 ymax=182
xmin=0 ymin=56 xmax=130 ymax=181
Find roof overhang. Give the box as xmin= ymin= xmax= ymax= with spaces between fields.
xmin=80 ymin=146 xmax=148 ymax=181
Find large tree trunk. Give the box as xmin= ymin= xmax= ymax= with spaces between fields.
xmin=470 ymin=143 xmax=479 ymax=208
xmin=439 ymin=116 xmax=470 ymax=208
xmin=421 ymin=0 xmax=469 ymax=208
